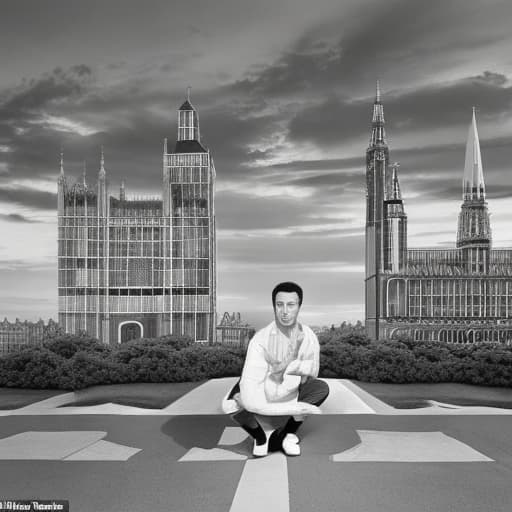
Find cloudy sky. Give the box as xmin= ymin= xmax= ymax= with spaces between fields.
xmin=1 ymin=0 xmax=512 ymax=329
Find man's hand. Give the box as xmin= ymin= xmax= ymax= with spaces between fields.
xmin=295 ymin=402 xmax=321 ymax=415
xmin=263 ymin=348 xmax=288 ymax=382
xmin=284 ymin=353 xmax=307 ymax=376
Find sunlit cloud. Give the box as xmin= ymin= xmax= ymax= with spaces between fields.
xmin=217 ymin=181 xmax=315 ymax=199
xmin=31 ymin=114 xmax=98 ymax=136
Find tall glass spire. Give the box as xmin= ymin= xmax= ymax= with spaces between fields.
xmin=463 ymin=107 xmax=485 ymax=201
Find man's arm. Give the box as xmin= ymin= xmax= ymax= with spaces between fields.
xmin=239 ymin=336 xmax=320 ymax=416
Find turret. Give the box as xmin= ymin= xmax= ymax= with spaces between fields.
xmin=383 ymin=163 xmax=407 ymax=273
xmin=164 ymin=90 xmax=208 ymax=216
xmin=177 ymin=87 xmax=200 ymax=142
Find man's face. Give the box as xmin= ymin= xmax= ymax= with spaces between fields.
xmin=274 ymin=291 xmax=301 ymax=329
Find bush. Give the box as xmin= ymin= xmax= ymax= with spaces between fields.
xmin=0 ymin=347 xmax=67 ymax=389
xmin=318 ymin=338 xmax=512 ymax=386
xmin=1 ymin=331 xmax=511 ymax=390
xmin=43 ymin=334 xmax=109 ymax=359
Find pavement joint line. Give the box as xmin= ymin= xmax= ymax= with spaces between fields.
xmin=57 ymin=431 xmax=108 ymax=460
xmin=63 ymin=439 xmax=142 ymax=461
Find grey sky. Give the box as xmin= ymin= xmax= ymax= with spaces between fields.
xmin=1 ymin=0 xmax=512 ymax=328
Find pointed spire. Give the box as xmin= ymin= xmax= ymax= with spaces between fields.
xmin=187 ymin=85 xmax=191 ymax=102
xmin=463 ymin=107 xmax=485 ymax=201
xmin=391 ymin=163 xmax=402 ymax=200
xmin=82 ymin=160 xmax=87 ymax=187
xmin=99 ymin=146 xmax=106 ymax=178
xmin=59 ymin=149 xmax=64 ymax=176
xmin=369 ymin=80 xmax=386 ymax=146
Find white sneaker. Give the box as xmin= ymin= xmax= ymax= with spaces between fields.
xmin=253 ymin=437 xmax=269 ymax=457
xmin=282 ymin=433 xmax=301 ymax=456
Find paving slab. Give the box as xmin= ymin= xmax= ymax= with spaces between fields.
xmin=331 ymin=430 xmax=494 ymax=462
xmin=179 ymin=447 xmax=247 ymax=461
xmin=0 ymin=431 xmax=106 ymax=460
xmin=218 ymin=426 xmax=249 ymax=446
xmin=230 ymin=453 xmax=289 ymax=512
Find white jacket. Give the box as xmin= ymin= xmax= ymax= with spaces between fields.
xmin=222 ymin=321 xmax=321 ymax=416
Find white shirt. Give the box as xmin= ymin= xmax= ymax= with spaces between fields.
xmin=237 ymin=321 xmax=320 ymax=416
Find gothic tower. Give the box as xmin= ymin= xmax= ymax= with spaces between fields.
xmin=162 ymin=90 xmax=217 ymax=341
xmin=456 ymin=108 xmax=491 ymax=273
xmin=365 ymin=81 xmax=390 ymax=339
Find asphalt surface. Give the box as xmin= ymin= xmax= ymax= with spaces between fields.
xmin=0 ymin=413 xmax=511 ymax=512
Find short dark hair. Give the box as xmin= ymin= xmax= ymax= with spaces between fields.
xmin=272 ymin=281 xmax=303 ymax=308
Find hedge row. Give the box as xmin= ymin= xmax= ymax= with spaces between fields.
xmin=0 ymin=336 xmax=246 ymax=390
xmin=0 ymin=333 xmax=511 ymax=389
xmin=320 ymin=338 xmax=512 ymax=386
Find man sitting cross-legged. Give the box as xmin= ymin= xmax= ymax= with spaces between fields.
xmin=222 ymin=281 xmax=329 ymax=457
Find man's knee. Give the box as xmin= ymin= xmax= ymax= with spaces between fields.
xmin=312 ymin=379 xmax=329 ymax=403
xmin=299 ymin=377 xmax=329 ymax=404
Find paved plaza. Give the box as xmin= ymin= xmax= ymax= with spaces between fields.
xmin=0 ymin=379 xmax=511 ymax=512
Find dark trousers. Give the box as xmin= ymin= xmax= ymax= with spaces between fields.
xmin=230 ymin=377 xmax=329 ymax=436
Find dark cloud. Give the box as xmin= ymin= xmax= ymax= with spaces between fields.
xmin=0 ymin=213 xmax=39 ymax=223
xmin=0 ymin=65 xmax=93 ymax=119
xmin=0 ymin=63 xmax=283 ymax=197
xmin=230 ymin=0 xmax=511 ymax=101
xmin=0 ymin=187 xmax=56 ymax=210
